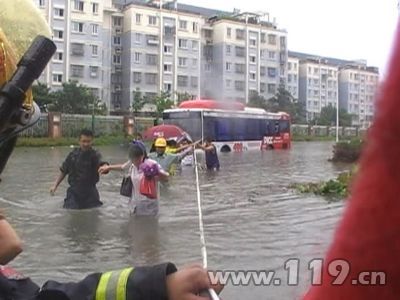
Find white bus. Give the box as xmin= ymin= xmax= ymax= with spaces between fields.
xmin=163 ymin=100 xmax=291 ymax=152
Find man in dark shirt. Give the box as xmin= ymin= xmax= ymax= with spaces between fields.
xmin=50 ymin=129 xmax=109 ymax=209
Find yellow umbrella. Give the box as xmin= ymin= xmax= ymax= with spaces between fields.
xmin=0 ymin=0 xmax=51 ymax=109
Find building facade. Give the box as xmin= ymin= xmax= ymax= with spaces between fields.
xmin=287 ymin=56 xmax=299 ymax=99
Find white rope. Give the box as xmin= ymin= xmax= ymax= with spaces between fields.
xmin=193 ymin=148 xmax=220 ymax=300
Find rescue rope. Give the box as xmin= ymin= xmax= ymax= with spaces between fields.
xmin=193 ymin=149 xmax=220 ymax=300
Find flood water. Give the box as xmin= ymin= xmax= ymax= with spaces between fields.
xmin=0 ymin=142 xmax=348 ymax=299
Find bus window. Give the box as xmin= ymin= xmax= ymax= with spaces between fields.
xmin=203 ymin=116 xmax=216 ymax=140
xmin=215 ymin=118 xmax=233 ymax=141
xmin=279 ymin=120 xmax=290 ymax=133
xmin=234 ymin=118 xmax=246 ymax=140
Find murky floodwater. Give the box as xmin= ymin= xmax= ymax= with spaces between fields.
xmin=0 ymin=142 xmax=348 ymax=299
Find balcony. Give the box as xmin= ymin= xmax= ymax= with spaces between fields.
xmin=147 ymin=35 xmax=159 ymax=46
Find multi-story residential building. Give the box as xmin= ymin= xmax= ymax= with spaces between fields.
xmin=287 ymin=56 xmax=299 ymax=99
xmin=34 ymin=0 xmax=287 ymax=112
xmin=339 ymin=63 xmax=379 ymax=127
xmin=298 ymin=58 xmax=339 ymax=121
xmin=121 ymin=1 xmax=204 ymax=110
xmin=292 ymin=51 xmax=379 ymax=125
xmin=204 ymin=12 xmax=287 ymax=103
xmin=34 ymin=0 xmax=118 ymax=112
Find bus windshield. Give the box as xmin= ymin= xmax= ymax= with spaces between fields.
xmin=163 ymin=111 xmax=202 ymax=140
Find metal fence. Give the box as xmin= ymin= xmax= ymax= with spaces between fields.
xmin=19 ymin=114 xmax=364 ymax=138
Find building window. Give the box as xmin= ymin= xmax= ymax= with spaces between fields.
xmin=73 ymin=0 xmax=84 ymax=11
xmin=235 ymin=46 xmax=245 ymax=57
xmin=235 ymin=63 xmax=245 ymax=74
xmin=92 ymin=2 xmax=99 ymax=14
xmin=148 ymin=16 xmax=157 ymax=26
xmin=71 ymin=65 xmax=84 ymax=78
xmin=133 ymin=72 xmax=142 ymax=83
xmin=91 ymin=45 xmax=98 ymax=56
xmin=113 ymin=55 xmax=121 ymax=64
xmin=268 ymin=34 xmax=276 ymax=45
xmin=235 ymin=81 xmax=245 ymax=91
xmin=191 ymin=76 xmax=198 ymax=88
xmin=260 ymin=83 xmax=266 ymax=93
xmin=192 ymin=40 xmax=198 ymax=50
xmin=249 ymin=56 xmax=256 ymax=64
xmin=193 ymin=22 xmax=198 ymax=33
xmin=288 ymin=62 xmax=292 ymax=71
xmin=92 ymin=24 xmax=99 ymax=35
xmin=164 ymin=83 xmax=172 ymax=92
xmin=178 ymin=39 xmax=188 ymax=49
xmin=39 ymin=0 xmax=45 ymax=7
xmin=250 ymin=39 xmax=256 ymax=47
xmin=226 ymin=45 xmax=231 ymax=55
xmin=146 ymin=54 xmax=157 ymax=65
xmin=53 ymin=29 xmax=64 ymax=40
xmin=54 ymin=8 xmax=64 ymax=18
xmin=113 ymin=17 xmax=122 ymax=26
xmin=236 ymin=29 xmax=245 ymax=40
xmin=268 ymin=84 xmax=276 ymax=94
xmin=288 ymin=74 xmax=292 ymax=83
xmin=178 ymin=57 xmax=187 ymax=67
xmin=145 ymin=73 xmax=157 ymax=85
xmin=72 ymin=22 xmax=84 ymax=33
xmin=261 ymin=33 xmax=266 ymax=43
xmin=268 ymin=51 xmax=276 ymax=60
xmin=227 ymin=27 xmax=232 ymax=38
xmin=164 ymin=45 xmax=172 ymax=55
xmin=52 ymin=73 xmax=63 ymax=84
xmin=113 ymin=36 xmax=121 ymax=45
xmin=226 ymin=62 xmax=232 ymax=71
xmin=249 ymin=72 xmax=256 ymax=81
xmin=192 ymin=58 xmax=198 ymax=67
xmin=260 ymin=66 xmax=266 ymax=76
xmin=179 ymin=20 xmax=187 ymax=30
xmin=164 ymin=64 xmax=172 ymax=73
xmin=226 ymin=79 xmax=231 ymax=88
xmin=53 ymin=52 xmax=63 ymax=62
xmin=280 ymin=36 xmax=286 ymax=48
xmin=90 ymin=66 xmax=99 ymax=78
xmin=135 ymin=14 xmax=141 ymax=24
xmin=135 ymin=33 xmax=141 ymax=43
xmin=134 ymin=52 xmax=141 ymax=64
xmin=71 ymin=43 xmax=84 ymax=55
xmin=205 ymin=63 xmax=211 ymax=72
xmin=178 ymin=75 xmax=188 ymax=87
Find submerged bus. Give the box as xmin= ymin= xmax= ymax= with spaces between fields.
xmin=163 ymin=99 xmax=291 ymax=152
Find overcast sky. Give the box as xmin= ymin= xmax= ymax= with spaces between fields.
xmin=181 ymin=0 xmax=398 ymax=76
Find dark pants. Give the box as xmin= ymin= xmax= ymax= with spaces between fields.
xmin=63 ymin=186 xmax=102 ymax=210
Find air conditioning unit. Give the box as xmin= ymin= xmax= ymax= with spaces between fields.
xmin=115 ymin=28 xmax=122 ymax=34
xmin=115 ymin=47 xmax=122 ymax=54
xmin=114 ymin=85 xmax=122 ymax=91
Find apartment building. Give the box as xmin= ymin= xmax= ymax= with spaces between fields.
xmin=292 ymin=51 xmax=379 ymax=125
xmin=121 ymin=1 xmax=204 ymax=110
xmin=204 ymin=13 xmax=288 ymax=103
xmin=339 ymin=63 xmax=379 ymax=127
xmin=34 ymin=0 xmax=119 ymax=112
xmin=298 ymin=58 xmax=339 ymax=121
xmin=287 ymin=56 xmax=299 ymax=99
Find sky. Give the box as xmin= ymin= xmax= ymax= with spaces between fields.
xmin=181 ymin=0 xmax=399 ymax=76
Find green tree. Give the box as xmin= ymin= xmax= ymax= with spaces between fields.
xmin=267 ymin=85 xmax=307 ymax=124
xmin=155 ymin=91 xmax=174 ymax=121
xmin=32 ymin=82 xmax=56 ymax=111
xmin=315 ymin=104 xmax=353 ymax=126
xmin=176 ymin=92 xmax=194 ymax=105
xmin=51 ymin=81 xmax=105 ymax=115
xmin=248 ymin=91 xmax=268 ymax=110
xmin=131 ymin=88 xmax=146 ymax=115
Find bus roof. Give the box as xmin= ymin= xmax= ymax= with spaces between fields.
xmin=163 ymin=107 xmax=290 ymax=119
